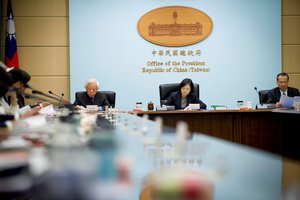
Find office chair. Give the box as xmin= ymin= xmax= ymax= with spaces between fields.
xmin=258 ymin=90 xmax=269 ymax=104
xmin=75 ymin=91 xmax=116 ymax=108
xmin=159 ymin=83 xmax=199 ymax=106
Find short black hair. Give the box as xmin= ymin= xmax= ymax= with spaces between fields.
xmin=277 ymin=72 xmax=289 ymax=81
xmin=9 ymin=68 xmax=23 ymax=83
xmin=8 ymin=68 xmax=31 ymax=84
xmin=0 ymin=67 xmax=13 ymax=86
xmin=20 ymin=69 xmax=31 ymax=84
xmin=179 ymin=78 xmax=194 ymax=96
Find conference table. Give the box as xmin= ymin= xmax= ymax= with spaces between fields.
xmin=134 ymin=109 xmax=300 ymax=160
xmin=93 ymin=111 xmax=292 ymax=200
xmin=0 ymin=110 xmax=299 ymax=200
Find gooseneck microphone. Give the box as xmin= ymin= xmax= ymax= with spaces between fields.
xmin=32 ymin=89 xmax=43 ymax=95
xmin=24 ymin=92 xmax=56 ymax=105
xmin=254 ymin=87 xmax=262 ymax=106
xmin=49 ymin=91 xmax=64 ymax=108
xmin=48 ymin=91 xmax=64 ymax=99
xmin=31 ymin=89 xmax=61 ymax=101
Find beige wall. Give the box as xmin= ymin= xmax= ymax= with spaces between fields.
xmin=1 ymin=0 xmax=70 ymax=103
xmin=282 ymin=0 xmax=300 ymax=89
xmin=282 ymin=0 xmax=300 ymax=192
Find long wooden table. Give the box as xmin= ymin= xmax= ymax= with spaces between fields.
xmin=135 ymin=109 xmax=300 ymax=160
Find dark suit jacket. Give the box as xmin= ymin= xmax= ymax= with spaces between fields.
xmin=73 ymin=91 xmax=110 ymax=108
xmin=163 ymin=91 xmax=207 ymax=110
xmin=0 ymin=114 xmax=15 ymax=122
xmin=17 ymin=92 xmax=25 ymax=108
xmin=267 ymin=86 xmax=300 ymax=104
xmin=0 ymin=114 xmax=15 ymax=127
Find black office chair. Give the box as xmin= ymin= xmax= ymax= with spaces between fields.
xmin=101 ymin=91 xmax=116 ymax=108
xmin=258 ymin=90 xmax=269 ymax=104
xmin=159 ymin=83 xmax=199 ymax=106
xmin=75 ymin=91 xmax=116 ymax=108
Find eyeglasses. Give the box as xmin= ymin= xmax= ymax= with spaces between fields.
xmin=86 ymin=88 xmax=97 ymax=91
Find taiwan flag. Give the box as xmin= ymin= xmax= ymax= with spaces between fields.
xmin=5 ymin=0 xmax=19 ymax=68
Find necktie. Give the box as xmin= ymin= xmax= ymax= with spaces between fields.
xmin=282 ymin=92 xmax=286 ymax=96
xmin=91 ymin=97 xmax=94 ymax=104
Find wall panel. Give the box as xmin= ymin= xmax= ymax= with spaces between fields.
xmin=282 ymin=16 xmax=300 ymax=44
xmin=3 ymin=0 xmax=68 ymax=16
xmin=14 ymin=17 xmax=69 ymax=46
xmin=282 ymin=45 xmax=300 ymax=73
xmin=18 ymin=47 xmax=69 ymax=76
xmin=1 ymin=0 xmax=70 ymax=100
xmin=282 ymin=0 xmax=300 ymax=97
xmin=282 ymin=0 xmax=300 ymax=15
xmin=288 ymin=74 xmax=300 ymax=89
xmin=28 ymin=76 xmax=70 ymax=101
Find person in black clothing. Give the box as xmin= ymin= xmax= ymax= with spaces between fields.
xmin=8 ymin=68 xmax=31 ymax=108
xmin=164 ymin=78 xmax=207 ymax=110
xmin=73 ymin=79 xmax=110 ymax=109
xmin=267 ymin=72 xmax=300 ymax=108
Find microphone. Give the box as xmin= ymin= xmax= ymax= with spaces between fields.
xmin=254 ymin=87 xmax=261 ymax=106
xmin=31 ymin=89 xmax=61 ymax=102
xmin=254 ymin=86 xmax=265 ymax=109
xmin=49 ymin=91 xmax=64 ymax=108
xmin=32 ymin=89 xmax=43 ymax=95
xmin=23 ymin=92 xmax=57 ymax=105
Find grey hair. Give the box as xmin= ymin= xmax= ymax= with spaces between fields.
xmin=85 ymin=78 xmax=99 ymax=89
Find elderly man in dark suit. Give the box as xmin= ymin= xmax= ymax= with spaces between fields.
xmin=73 ymin=79 xmax=110 ymax=110
xmin=267 ymin=72 xmax=300 ymax=108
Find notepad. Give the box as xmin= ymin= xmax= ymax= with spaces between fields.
xmin=279 ymin=95 xmax=294 ymax=108
xmin=86 ymin=105 xmax=99 ymax=112
xmin=189 ymin=103 xmax=200 ymax=110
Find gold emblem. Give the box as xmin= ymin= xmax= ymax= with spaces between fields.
xmin=138 ymin=6 xmax=213 ymax=46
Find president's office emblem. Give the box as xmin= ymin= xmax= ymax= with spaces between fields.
xmin=138 ymin=6 xmax=213 ymax=46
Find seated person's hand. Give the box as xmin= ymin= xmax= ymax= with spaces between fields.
xmin=6 ymin=91 xmax=18 ymax=105
xmin=275 ymin=102 xmax=281 ymax=108
xmin=75 ymin=105 xmax=82 ymax=110
xmin=40 ymin=101 xmax=51 ymax=108
xmin=6 ymin=90 xmax=16 ymax=98
xmin=0 ymin=127 xmax=10 ymax=141
xmin=20 ymin=108 xmax=40 ymax=119
xmin=184 ymin=106 xmax=191 ymax=111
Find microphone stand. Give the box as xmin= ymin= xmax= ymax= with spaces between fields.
xmin=23 ymin=92 xmax=58 ymax=105
xmin=59 ymin=94 xmax=64 ymax=109
xmin=254 ymin=87 xmax=262 ymax=106
xmin=254 ymin=87 xmax=269 ymax=109
xmin=49 ymin=91 xmax=64 ymax=108
xmin=48 ymin=91 xmax=73 ymax=109
xmin=32 ymin=90 xmax=61 ymax=102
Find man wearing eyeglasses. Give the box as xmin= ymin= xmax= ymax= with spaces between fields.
xmin=267 ymin=72 xmax=300 ymax=108
xmin=73 ymin=78 xmax=110 ymax=110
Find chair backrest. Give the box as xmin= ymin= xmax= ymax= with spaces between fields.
xmin=101 ymin=91 xmax=116 ymax=108
xmin=258 ymin=90 xmax=269 ymax=104
xmin=75 ymin=91 xmax=116 ymax=108
xmin=159 ymin=83 xmax=199 ymax=106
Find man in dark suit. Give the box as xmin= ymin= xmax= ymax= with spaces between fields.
xmin=73 ymin=79 xmax=110 ymax=110
xmin=267 ymin=72 xmax=300 ymax=108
